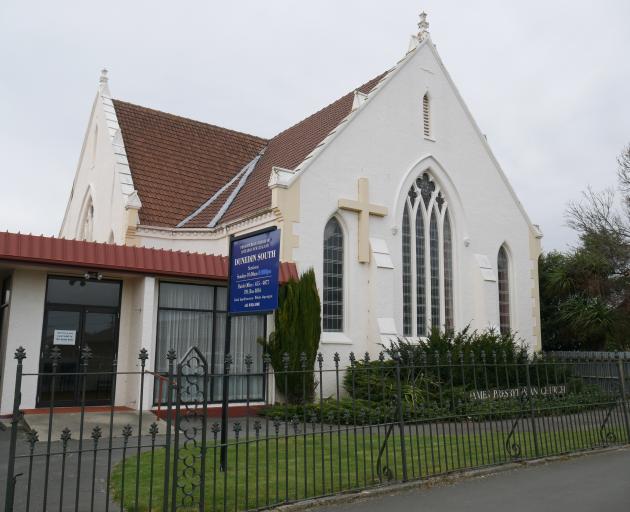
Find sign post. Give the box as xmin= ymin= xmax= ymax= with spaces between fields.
xmin=221 ymin=228 xmax=281 ymax=470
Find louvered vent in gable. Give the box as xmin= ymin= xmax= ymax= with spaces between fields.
xmin=422 ymin=93 xmax=430 ymax=138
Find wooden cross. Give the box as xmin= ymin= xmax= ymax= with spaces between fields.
xmin=338 ymin=178 xmax=388 ymax=263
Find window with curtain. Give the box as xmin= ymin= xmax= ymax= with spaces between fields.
xmin=497 ymin=246 xmax=510 ymax=335
xmin=155 ymin=282 xmax=265 ymax=403
xmin=323 ymin=217 xmax=344 ymax=332
xmin=402 ymin=172 xmax=454 ymax=336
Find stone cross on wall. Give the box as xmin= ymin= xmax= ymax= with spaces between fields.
xmin=338 ymin=178 xmax=388 ymax=263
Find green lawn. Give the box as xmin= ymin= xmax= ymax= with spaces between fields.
xmin=110 ymin=421 xmax=628 ymax=512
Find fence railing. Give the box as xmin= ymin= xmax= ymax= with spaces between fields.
xmin=3 ymin=346 xmax=630 ymax=511
xmin=546 ymin=351 xmax=630 ymax=395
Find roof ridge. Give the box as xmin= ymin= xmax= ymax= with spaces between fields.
xmin=112 ymin=98 xmax=268 ymax=144
xmin=268 ymin=71 xmax=389 ymax=143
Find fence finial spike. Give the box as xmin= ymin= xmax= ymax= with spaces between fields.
xmin=14 ymin=346 xmax=26 ymax=361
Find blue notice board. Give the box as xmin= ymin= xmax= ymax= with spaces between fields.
xmin=228 ymin=229 xmax=281 ymax=314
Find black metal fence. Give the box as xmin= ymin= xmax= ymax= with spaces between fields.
xmin=546 ymin=351 xmax=630 ymax=395
xmin=4 ymin=346 xmax=630 ymax=511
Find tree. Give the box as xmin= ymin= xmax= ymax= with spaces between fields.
xmin=264 ymin=268 xmax=321 ymax=403
xmin=540 ymin=144 xmax=630 ymax=350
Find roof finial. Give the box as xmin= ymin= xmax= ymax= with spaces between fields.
xmin=99 ymin=68 xmax=111 ymax=97
xmin=417 ymin=11 xmax=430 ymax=41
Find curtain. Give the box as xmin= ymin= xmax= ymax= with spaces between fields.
xmin=212 ymin=315 xmax=265 ymax=401
xmin=155 ymin=282 xmax=265 ymax=403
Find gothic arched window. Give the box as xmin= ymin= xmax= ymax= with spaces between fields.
xmin=323 ymin=217 xmax=344 ymax=332
xmin=497 ymin=246 xmax=510 ymax=334
xmin=80 ymin=199 xmax=94 ymax=242
xmin=402 ymin=173 xmax=453 ymax=336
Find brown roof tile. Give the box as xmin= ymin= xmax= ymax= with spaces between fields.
xmin=114 ymin=71 xmax=387 ymax=228
xmin=221 ymin=72 xmax=388 ymax=224
xmin=113 ymin=100 xmax=267 ymax=227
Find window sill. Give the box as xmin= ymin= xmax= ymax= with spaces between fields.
xmin=320 ymin=332 xmax=353 ymax=345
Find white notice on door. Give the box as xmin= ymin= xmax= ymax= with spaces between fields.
xmin=53 ymin=329 xmax=76 ymax=346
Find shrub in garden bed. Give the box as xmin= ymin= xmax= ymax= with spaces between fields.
xmin=258 ymin=384 xmax=613 ymax=425
xmin=259 ymin=328 xmax=613 ymax=425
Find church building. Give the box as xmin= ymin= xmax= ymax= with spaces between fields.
xmin=0 ymin=13 xmax=542 ymax=414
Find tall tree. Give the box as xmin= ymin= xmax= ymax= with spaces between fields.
xmin=541 ymin=144 xmax=630 ymax=350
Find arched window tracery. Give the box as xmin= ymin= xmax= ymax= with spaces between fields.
xmin=402 ymin=172 xmax=453 ymax=336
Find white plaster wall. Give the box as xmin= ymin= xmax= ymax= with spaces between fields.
xmin=59 ymin=94 xmax=129 ymax=244
xmin=0 ymin=274 xmax=13 ymax=406
xmin=114 ymin=276 xmax=152 ymax=409
xmin=136 ymin=232 xmax=229 ymax=255
xmin=291 ymin=40 xmax=539 ymax=372
xmin=0 ymin=269 xmax=47 ymax=415
xmin=139 ymin=277 xmax=158 ymax=411
xmin=135 ymin=215 xmax=279 ymax=256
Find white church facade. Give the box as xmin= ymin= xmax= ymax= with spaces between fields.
xmin=0 ymin=14 xmax=542 ymax=414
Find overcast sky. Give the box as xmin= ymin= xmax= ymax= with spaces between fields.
xmin=1 ymin=0 xmax=628 ymax=251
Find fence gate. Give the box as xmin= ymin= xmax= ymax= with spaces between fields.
xmin=170 ymin=346 xmax=209 ymax=510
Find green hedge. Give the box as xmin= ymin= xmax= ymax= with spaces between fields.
xmin=259 ymin=384 xmax=614 ymax=425
xmin=260 ymin=329 xmax=612 ymax=424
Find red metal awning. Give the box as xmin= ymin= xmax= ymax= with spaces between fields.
xmin=0 ymin=231 xmax=298 ymax=283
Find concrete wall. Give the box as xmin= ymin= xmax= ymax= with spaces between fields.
xmin=0 ymin=273 xmax=13 ymax=407
xmin=0 ymin=269 xmax=47 ymax=415
xmin=59 ymin=92 xmax=132 ymax=245
xmin=110 ymin=276 xmax=159 ymax=410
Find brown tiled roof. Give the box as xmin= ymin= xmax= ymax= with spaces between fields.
xmin=114 ymin=71 xmax=387 ymax=228
xmin=113 ymin=100 xmax=267 ymax=227
xmin=220 ymin=72 xmax=388 ymax=224
xmin=0 ymin=231 xmax=299 ymax=283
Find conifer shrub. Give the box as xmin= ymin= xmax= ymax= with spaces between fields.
xmin=263 ymin=268 xmax=321 ymax=404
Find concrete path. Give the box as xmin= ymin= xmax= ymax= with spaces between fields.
xmin=313 ymin=448 xmax=630 ymax=512
xmin=22 ymin=410 xmax=165 ymax=440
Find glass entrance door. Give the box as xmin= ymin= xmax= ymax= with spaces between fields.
xmin=37 ymin=277 xmax=121 ymax=407
xmin=38 ymin=308 xmax=82 ymax=405
xmin=37 ymin=307 xmax=119 ymax=406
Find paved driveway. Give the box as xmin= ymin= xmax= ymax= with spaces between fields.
xmin=313 ymin=448 xmax=630 ymax=512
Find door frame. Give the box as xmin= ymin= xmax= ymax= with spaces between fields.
xmin=36 ymin=276 xmax=122 ymax=408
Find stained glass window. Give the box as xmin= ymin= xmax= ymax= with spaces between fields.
xmin=401 ymin=172 xmax=454 ymax=336
xmin=415 ymin=205 xmax=426 ymax=335
xmin=323 ymin=217 xmax=344 ymax=332
xmin=402 ymin=206 xmax=412 ymax=335
xmin=498 ymin=246 xmax=510 ymax=334
xmin=429 ymin=210 xmax=440 ymax=329
xmin=444 ymin=213 xmax=454 ymax=331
